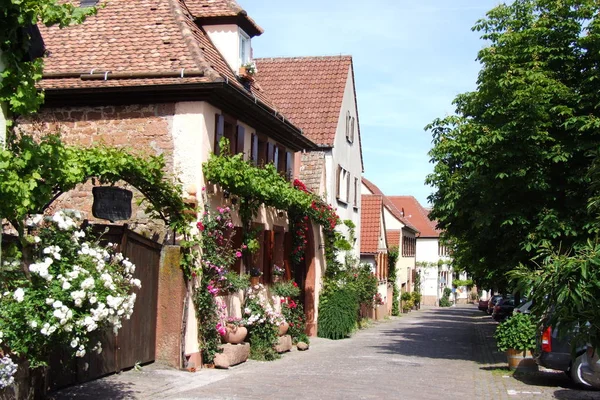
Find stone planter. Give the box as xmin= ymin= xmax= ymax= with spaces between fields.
xmin=221 ymin=325 xmax=247 ymax=344
xmin=278 ymin=322 xmax=289 ymax=336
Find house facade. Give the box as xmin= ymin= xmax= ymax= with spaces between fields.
xmin=255 ymin=56 xmax=364 ymax=333
xmin=18 ymin=0 xmax=321 ymax=371
xmin=359 ymin=194 xmax=388 ymax=319
xmin=387 ymin=196 xmax=455 ymax=306
xmin=361 ymin=178 xmax=419 ymax=295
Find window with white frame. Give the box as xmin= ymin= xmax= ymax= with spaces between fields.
xmin=336 ymin=165 xmax=350 ymax=203
xmin=239 ymin=30 xmax=251 ymax=66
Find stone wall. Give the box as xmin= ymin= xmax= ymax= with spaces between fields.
xmin=16 ymin=103 xmax=177 ymax=241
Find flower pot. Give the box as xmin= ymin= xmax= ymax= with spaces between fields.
xmin=250 ymin=276 xmax=260 ymax=286
xmin=278 ymin=322 xmax=289 ymax=336
xmin=506 ymin=348 xmax=537 ymax=372
xmin=222 ymin=325 xmax=248 ymax=344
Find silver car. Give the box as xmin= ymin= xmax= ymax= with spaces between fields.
xmin=580 ymin=347 xmax=600 ymax=389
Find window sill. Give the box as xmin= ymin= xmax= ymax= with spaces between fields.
xmin=336 ymin=198 xmax=348 ymax=206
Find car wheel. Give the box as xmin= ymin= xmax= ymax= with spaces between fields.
xmin=570 ymin=354 xmax=593 ymax=389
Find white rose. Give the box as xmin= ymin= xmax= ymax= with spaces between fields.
xmin=13 ymin=288 xmax=25 ymax=303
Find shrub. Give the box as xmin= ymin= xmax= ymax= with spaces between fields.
xmin=220 ymin=271 xmax=249 ymax=293
xmin=271 ymin=280 xmax=301 ymax=298
xmin=494 ymin=313 xmax=536 ymax=352
xmin=439 ymin=287 xmax=453 ymax=307
xmin=317 ymin=287 xmax=358 ymax=340
xmin=400 ymin=291 xmax=412 ymax=302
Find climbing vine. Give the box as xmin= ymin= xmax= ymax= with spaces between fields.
xmin=388 ymin=246 xmax=400 ymax=316
xmin=0 ymin=1 xmax=97 ymax=117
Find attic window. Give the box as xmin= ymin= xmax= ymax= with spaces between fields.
xmin=239 ymin=30 xmax=251 ymax=65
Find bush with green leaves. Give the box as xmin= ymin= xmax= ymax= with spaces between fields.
xmin=281 ymin=298 xmax=309 ymax=345
xmin=243 ymin=284 xmax=282 ymax=361
xmin=347 ymin=264 xmax=378 ymax=308
xmin=317 ymin=287 xmax=358 ymax=340
xmin=0 ymin=211 xmax=140 ymax=382
xmin=271 ymin=280 xmax=301 ymax=298
xmin=439 ymin=287 xmax=453 ymax=307
xmin=494 ymin=313 xmax=537 ymax=352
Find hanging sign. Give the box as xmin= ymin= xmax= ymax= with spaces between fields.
xmin=92 ymin=187 xmax=133 ymax=222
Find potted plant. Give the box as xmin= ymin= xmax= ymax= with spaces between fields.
xmin=494 ymin=313 xmax=538 ymax=371
xmin=220 ymin=271 xmax=250 ymax=294
xmin=248 ymin=267 xmax=262 ymax=286
xmin=272 ymin=264 xmax=285 ymax=282
xmin=220 ymin=317 xmax=248 ymax=344
xmin=239 ymin=62 xmax=257 ymax=80
xmin=411 ymin=291 xmax=422 ymax=310
xmin=271 ymin=280 xmax=300 ymax=298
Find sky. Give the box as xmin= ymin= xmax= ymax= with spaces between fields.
xmin=243 ymin=0 xmax=502 ymax=206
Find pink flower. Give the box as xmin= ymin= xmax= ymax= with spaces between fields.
xmin=197 ymin=222 xmax=205 ymax=231
xmin=202 ymin=186 xmax=206 ymax=192
xmin=235 ymin=251 xmax=242 ymax=258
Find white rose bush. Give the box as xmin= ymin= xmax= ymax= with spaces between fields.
xmin=0 ymin=211 xmax=140 ymax=388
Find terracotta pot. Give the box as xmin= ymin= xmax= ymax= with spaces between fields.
xmin=250 ymin=276 xmax=260 ymax=286
xmin=222 ymin=325 xmax=248 ymax=344
xmin=278 ymin=322 xmax=289 ymax=336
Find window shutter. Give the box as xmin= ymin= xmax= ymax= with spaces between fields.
xmin=263 ymin=230 xmax=274 ymax=284
xmin=336 ymin=164 xmax=342 ymax=199
xmin=345 ymin=111 xmax=350 ymax=141
xmin=346 ymin=172 xmax=351 ymax=202
xmin=214 ymin=114 xmax=224 ymax=155
xmin=350 ymin=117 xmax=355 ymax=143
xmin=286 ymin=151 xmax=293 ymax=180
xmin=273 ymin=146 xmax=279 ymax=170
xmin=236 ymin=125 xmax=245 ymax=155
xmin=251 ymin=134 xmax=258 ymax=165
xmin=267 ymin=142 xmax=275 ymax=163
xmin=354 ymin=177 xmax=358 ymax=206
xmin=232 ymin=227 xmax=244 ymax=273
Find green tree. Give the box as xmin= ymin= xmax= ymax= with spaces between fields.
xmin=426 ymin=0 xmax=600 ymax=282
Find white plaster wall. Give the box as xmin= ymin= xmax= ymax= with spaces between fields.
xmin=204 ymin=25 xmax=242 ymax=73
xmin=382 ymin=207 xmax=403 ymax=230
xmin=361 ymin=181 xmax=373 ymax=195
xmin=419 ymin=266 xmax=438 ymax=298
xmin=326 ymin=66 xmax=363 ymax=259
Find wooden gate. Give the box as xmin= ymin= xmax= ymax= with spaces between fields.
xmin=49 ymin=225 xmax=161 ymax=389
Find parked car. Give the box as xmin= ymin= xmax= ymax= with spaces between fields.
xmin=581 ymin=347 xmax=600 ymax=389
xmin=492 ymin=298 xmax=527 ymax=322
xmin=535 ymin=325 xmax=600 ymax=389
xmin=478 ymin=298 xmax=489 ymax=312
xmin=487 ymin=295 xmax=504 ymax=315
xmin=514 ymin=300 xmax=533 ymax=315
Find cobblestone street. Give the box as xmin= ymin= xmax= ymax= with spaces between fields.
xmin=55 ymin=305 xmax=600 ymax=400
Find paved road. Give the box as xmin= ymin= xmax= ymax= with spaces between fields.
xmin=54 ymin=305 xmax=600 ymax=400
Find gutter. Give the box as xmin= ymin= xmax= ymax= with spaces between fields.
xmin=43 ymin=70 xmax=206 ymax=80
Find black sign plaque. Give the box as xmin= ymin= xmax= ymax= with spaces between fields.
xmin=92 ymin=187 xmax=133 ymax=222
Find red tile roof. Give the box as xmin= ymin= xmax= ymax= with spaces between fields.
xmin=386 ymin=230 xmax=401 ymax=249
xmin=360 ymin=195 xmax=385 ymax=254
xmin=38 ymin=0 xmax=274 ymax=107
xmin=361 ymin=177 xmax=419 ymax=233
xmin=185 ymin=0 xmax=263 ymax=36
xmin=387 ymin=196 xmax=440 ymax=238
xmin=254 ymin=56 xmax=353 ymax=146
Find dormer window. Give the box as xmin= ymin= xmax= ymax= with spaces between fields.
xmin=239 ymin=30 xmax=251 ymax=66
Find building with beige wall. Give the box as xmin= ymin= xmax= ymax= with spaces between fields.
xmin=21 ymin=0 xmax=320 ymax=371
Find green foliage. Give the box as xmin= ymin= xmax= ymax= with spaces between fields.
xmin=400 ymin=291 xmax=412 ymax=302
xmin=0 ymin=135 xmax=192 ymax=241
xmin=425 ymin=0 xmax=600 ymax=284
xmin=0 ymin=211 xmax=139 ymax=368
xmin=281 ymin=298 xmax=309 ymax=345
xmin=271 ymin=280 xmax=300 ymax=298
xmin=0 ymin=0 xmax=97 ymax=116
xmin=509 ymin=240 xmax=600 ymax=352
xmin=244 ymin=288 xmax=280 ymax=361
xmin=452 ymin=279 xmax=473 ymax=288
xmin=347 ymin=264 xmax=378 ymax=308
xmin=220 ymin=271 xmax=249 ymax=293
xmin=411 ymin=291 xmax=422 ymax=306
xmin=388 ymin=247 xmax=400 ymax=316
xmin=494 ymin=313 xmax=537 ymax=352
xmin=317 ymin=287 xmax=358 ymax=340
xmin=439 ymin=287 xmax=453 ymax=307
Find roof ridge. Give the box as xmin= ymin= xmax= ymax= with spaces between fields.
xmin=254 ymin=55 xmax=352 ymax=61
xmin=169 ymin=0 xmax=222 ymax=81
